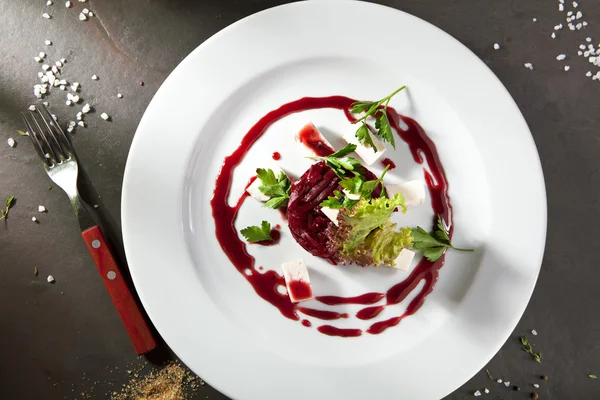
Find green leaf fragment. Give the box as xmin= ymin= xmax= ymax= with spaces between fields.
xmin=240 ymin=221 xmax=273 ymax=243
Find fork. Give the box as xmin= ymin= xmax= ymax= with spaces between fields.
xmin=22 ymin=105 xmax=157 ymax=355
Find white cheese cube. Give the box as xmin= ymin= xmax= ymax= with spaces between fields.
xmin=386 ymin=180 xmax=426 ymax=208
xmin=320 ymin=206 xmax=339 ymax=226
xmin=343 ymin=128 xmax=386 ymax=165
xmin=296 ymin=122 xmax=333 ymax=153
xmin=281 ymin=259 xmax=313 ymax=303
xmin=389 ymin=248 xmax=416 ymax=271
xmin=246 ymin=178 xmax=270 ymax=202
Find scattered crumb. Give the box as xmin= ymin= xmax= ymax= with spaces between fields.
xmin=496 ymin=379 xmax=503 ymax=384
xmin=42 ymin=13 xmax=51 ymax=19
xmin=7 ymin=138 xmax=16 ymax=148
xmin=100 ymin=112 xmax=110 ymax=121
xmin=474 ymin=390 xmax=481 ymax=397
xmin=47 ymin=275 xmax=55 ymax=283
xmin=117 ymin=93 xmax=123 ymax=98
xmin=38 ymin=205 xmax=46 ymax=213
xmin=484 ymin=388 xmax=490 ymax=394
xmin=65 ymin=1 xmax=72 ymax=7
xmin=524 ymin=63 xmax=534 ymax=70
xmin=91 ymin=74 xmax=98 ymax=80
xmin=564 ymin=65 xmax=571 ymax=71
xmin=533 ymin=383 xmax=540 ymax=388
xmin=32 ymin=216 xmax=38 ymax=223
xmin=493 ymin=43 xmax=500 ymax=50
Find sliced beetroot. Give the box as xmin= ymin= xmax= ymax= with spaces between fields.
xmin=287 ymin=161 xmax=381 ymax=264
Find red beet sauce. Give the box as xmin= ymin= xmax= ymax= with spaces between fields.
xmin=210 ymin=96 xmax=452 ymax=336
xmin=288 ymin=280 xmax=313 ymax=302
xmin=381 ymin=158 xmax=396 ymax=170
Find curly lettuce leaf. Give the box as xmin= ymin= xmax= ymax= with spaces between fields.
xmin=327 ymin=193 xmax=411 ymax=266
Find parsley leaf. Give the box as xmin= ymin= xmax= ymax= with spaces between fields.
xmin=375 ymin=110 xmax=395 ymax=149
xmin=355 ymin=123 xmax=376 ymax=152
xmin=411 ymin=215 xmax=474 ymax=261
xmin=309 ymin=144 xmax=363 ymax=179
xmin=0 ymin=195 xmax=15 ymax=220
xmin=240 ymin=221 xmax=273 ymax=242
xmin=256 ymin=168 xmax=291 ymax=209
xmin=320 ymin=190 xmax=359 ymax=210
xmin=350 ymin=86 xmax=406 ymax=149
xmin=329 ymin=143 xmax=357 ymax=158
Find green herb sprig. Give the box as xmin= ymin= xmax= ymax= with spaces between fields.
xmin=350 ymin=86 xmax=406 ymax=150
xmin=256 ymin=168 xmax=291 ymax=209
xmin=0 ymin=195 xmax=15 ymax=220
xmin=412 ymin=215 xmax=474 ymax=261
xmin=309 ymin=143 xmax=363 ymax=179
xmin=520 ymin=335 xmax=542 ymax=363
xmin=240 ymin=221 xmax=273 ymax=243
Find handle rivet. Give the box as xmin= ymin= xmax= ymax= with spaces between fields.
xmin=107 ymin=271 xmax=116 ymax=280
xmin=92 ymin=239 xmax=101 ymax=249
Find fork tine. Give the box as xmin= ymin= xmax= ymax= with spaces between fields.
xmin=27 ymin=111 xmax=60 ymax=164
xmin=21 ymin=112 xmax=51 ymax=166
xmin=40 ymin=105 xmax=75 ymax=158
xmin=35 ymin=107 xmax=68 ymax=161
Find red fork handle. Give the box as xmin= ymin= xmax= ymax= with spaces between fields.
xmin=82 ymin=226 xmax=157 ymax=354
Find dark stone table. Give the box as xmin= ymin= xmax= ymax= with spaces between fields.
xmin=1 ymin=0 xmax=598 ymax=398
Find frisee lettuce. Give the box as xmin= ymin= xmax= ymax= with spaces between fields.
xmin=327 ymin=193 xmax=410 ymax=267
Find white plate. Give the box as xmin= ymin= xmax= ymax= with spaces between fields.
xmin=122 ymin=1 xmax=546 ymax=399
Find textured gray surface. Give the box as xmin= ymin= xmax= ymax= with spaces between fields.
xmin=1 ymin=0 xmax=599 ymax=398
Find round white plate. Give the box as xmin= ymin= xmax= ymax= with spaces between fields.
xmin=122 ymin=1 xmax=547 ymax=399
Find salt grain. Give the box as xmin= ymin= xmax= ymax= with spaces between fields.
xmin=556 ymin=54 xmax=566 ymax=60
xmin=29 ymin=105 xmax=37 ymax=111
xmin=524 ymin=63 xmax=534 ymax=70
xmin=533 ymin=18 xmax=537 ymax=22
xmin=82 ymin=8 xmax=89 ymax=14
xmin=576 ymin=11 xmax=583 ymax=19
xmin=34 ymin=56 xmax=41 ymax=62
xmin=65 ymin=1 xmax=71 ymax=7
xmin=39 ymin=52 xmax=46 ymax=58
xmin=45 ymin=40 xmax=52 ymax=46
xmin=77 ymin=121 xmax=85 ymax=127
xmin=117 ymin=93 xmax=123 ymax=98
xmin=88 ymin=11 xmax=94 ymax=17
xmin=47 ymin=275 xmax=55 ymax=283
xmin=100 ymin=112 xmax=110 ymax=121
xmin=564 ymin=65 xmax=571 ymax=71
xmin=586 ymin=37 xmax=592 ymax=43
xmin=586 ymin=71 xmax=592 ymax=77
xmin=42 ymin=13 xmax=51 ymax=19
xmin=559 ymin=3 xmax=564 ymax=11
xmin=474 ymin=390 xmax=481 ymax=397
xmin=494 ymin=43 xmax=500 ymax=50
xmin=504 ymin=381 xmax=511 ymax=387
xmin=79 ymin=12 xmax=87 ymax=21
xmin=484 ymin=389 xmax=490 ymax=394
xmin=38 ymin=205 xmax=46 ymax=213
xmin=82 ymin=103 xmax=91 ymax=113
xmin=533 ymin=383 xmax=540 ymax=388
xmin=7 ymin=138 xmax=15 ymax=148
xmin=91 ymin=74 xmax=98 ymax=80
xmin=42 ymin=64 xmax=50 ymax=71
xmin=573 ymin=1 xmax=578 ymax=8
xmin=551 ymin=32 xmax=556 ymax=39
xmin=496 ymin=379 xmax=503 ymax=384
